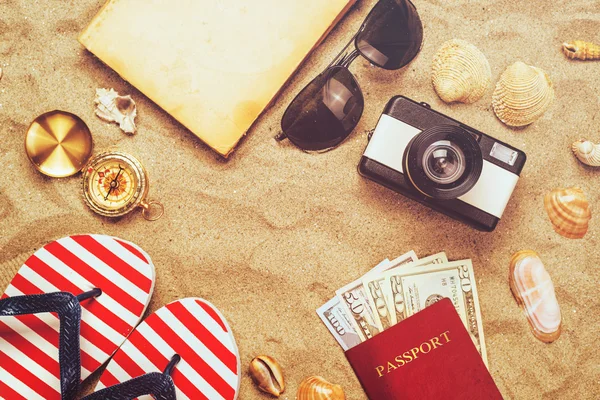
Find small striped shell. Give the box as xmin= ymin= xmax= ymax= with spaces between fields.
xmin=432 ymin=39 xmax=491 ymax=103
xmin=509 ymin=250 xmax=561 ymax=343
xmin=297 ymin=376 xmax=345 ymax=400
xmin=572 ymin=139 xmax=600 ymax=167
xmin=544 ymin=187 xmax=591 ymax=239
xmin=563 ymin=40 xmax=600 ymax=61
xmin=249 ymin=355 xmax=285 ymax=397
xmin=492 ymin=62 xmax=554 ymax=127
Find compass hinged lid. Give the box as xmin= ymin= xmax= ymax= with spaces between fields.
xmin=25 ymin=110 xmax=94 ymax=178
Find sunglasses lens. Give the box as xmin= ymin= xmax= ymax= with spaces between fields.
xmin=356 ymin=0 xmax=424 ymax=69
xmin=281 ymin=66 xmax=364 ymax=151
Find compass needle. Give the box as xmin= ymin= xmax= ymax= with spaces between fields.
xmin=83 ymin=151 xmax=162 ymax=220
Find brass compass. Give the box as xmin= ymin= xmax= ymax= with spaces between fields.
xmin=82 ymin=151 xmax=164 ymax=220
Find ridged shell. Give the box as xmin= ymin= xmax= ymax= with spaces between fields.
xmin=563 ymin=40 xmax=600 ymax=61
xmin=509 ymin=250 xmax=561 ymax=343
xmin=492 ymin=62 xmax=554 ymax=127
xmin=572 ymin=139 xmax=600 ymax=167
xmin=544 ymin=187 xmax=591 ymax=239
xmin=432 ymin=39 xmax=491 ymax=104
xmin=94 ymin=88 xmax=137 ymax=134
xmin=297 ymin=376 xmax=345 ymax=400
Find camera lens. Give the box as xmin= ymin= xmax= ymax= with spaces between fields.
xmin=404 ymin=125 xmax=483 ymax=200
xmin=422 ymin=141 xmax=466 ymax=184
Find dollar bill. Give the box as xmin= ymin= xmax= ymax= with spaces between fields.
xmin=316 ymin=297 xmax=362 ymax=351
xmin=365 ymin=252 xmax=448 ymax=330
xmin=383 ymin=260 xmax=488 ymax=365
xmin=336 ymin=252 xmax=417 ymax=342
xmin=316 ymin=259 xmax=390 ymax=349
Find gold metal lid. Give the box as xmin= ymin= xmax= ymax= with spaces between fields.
xmin=25 ymin=110 xmax=93 ymax=178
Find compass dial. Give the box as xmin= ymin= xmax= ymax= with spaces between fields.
xmin=82 ymin=152 xmax=148 ymax=217
xmin=89 ymin=161 xmax=137 ymax=209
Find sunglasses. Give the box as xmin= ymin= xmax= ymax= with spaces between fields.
xmin=276 ymin=0 xmax=424 ymax=152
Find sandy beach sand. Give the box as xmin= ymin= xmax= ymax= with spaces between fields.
xmin=1 ymin=0 xmax=599 ymax=398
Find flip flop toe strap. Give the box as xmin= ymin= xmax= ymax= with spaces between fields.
xmin=0 ymin=289 xmax=100 ymax=400
xmin=83 ymin=372 xmax=178 ymax=400
xmin=83 ymin=355 xmax=180 ymax=400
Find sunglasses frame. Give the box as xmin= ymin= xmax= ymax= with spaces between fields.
xmin=276 ymin=0 xmax=423 ymax=151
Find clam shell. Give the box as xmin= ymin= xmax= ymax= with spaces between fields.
xmin=94 ymin=88 xmax=137 ymax=134
xmin=563 ymin=40 xmax=600 ymax=61
xmin=544 ymin=187 xmax=591 ymax=239
xmin=572 ymin=139 xmax=600 ymax=167
xmin=249 ymin=355 xmax=285 ymax=397
xmin=432 ymin=39 xmax=491 ymax=104
xmin=509 ymin=250 xmax=561 ymax=343
xmin=297 ymin=376 xmax=345 ymax=400
xmin=492 ymin=62 xmax=554 ymax=127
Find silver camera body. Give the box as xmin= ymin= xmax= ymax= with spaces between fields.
xmin=359 ymin=96 xmax=526 ymax=231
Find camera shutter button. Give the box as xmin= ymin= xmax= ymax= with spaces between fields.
xmin=420 ymin=102 xmax=431 ymax=109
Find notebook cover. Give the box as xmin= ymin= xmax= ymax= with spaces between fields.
xmin=345 ymin=298 xmax=503 ymax=400
xmin=79 ymin=0 xmax=356 ymax=157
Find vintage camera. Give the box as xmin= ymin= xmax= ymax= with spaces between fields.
xmin=359 ymin=96 xmax=526 ymax=231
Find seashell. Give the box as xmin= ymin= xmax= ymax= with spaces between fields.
xmin=249 ymin=355 xmax=285 ymax=397
xmin=94 ymin=88 xmax=137 ymax=134
xmin=431 ymin=39 xmax=491 ymax=104
xmin=572 ymin=139 xmax=600 ymax=167
xmin=492 ymin=62 xmax=554 ymax=127
xmin=562 ymin=40 xmax=600 ymax=61
xmin=544 ymin=187 xmax=591 ymax=239
xmin=297 ymin=376 xmax=345 ymax=400
xmin=509 ymin=250 xmax=561 ymax=343
xmin=0 ymin=67 xmax=3 ymax=81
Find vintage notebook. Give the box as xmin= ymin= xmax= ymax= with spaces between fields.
xmin=345 ymin=299 xmax=504 ymax=399
xmin=79 ymin=0 xmax=356 ymax=157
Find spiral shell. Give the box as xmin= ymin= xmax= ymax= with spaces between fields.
xmin=544 ymin=187 xmax=591 ymax=239
xmin=509 ymin=250 xmax=561 ymax=343
xmin=94 ymin=88 xmax=137 ymax=134
xmin=572 ymin=139 xmax=600 ymax=167
xmin=492 ymin=62 xmax=554 ymax=127
xmin=563 ymin=40 xmax=600 ymax=61
xmin=297 ymin=376 xmax=345 ymax=400
xmin=431 ymin=39 xmax=491 ymax=104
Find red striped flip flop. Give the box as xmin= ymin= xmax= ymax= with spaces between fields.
xmin=92 ymin=297 xmax=241 ymax=400
xmin=0 ymin=234 xmax=155 ymax=400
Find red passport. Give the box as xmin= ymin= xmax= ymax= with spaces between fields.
xmin=345 ymin=299 xmax=503 ymax=399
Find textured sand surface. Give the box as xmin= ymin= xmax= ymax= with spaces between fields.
xmin=1 ymin=0 xmax=599 ymax=399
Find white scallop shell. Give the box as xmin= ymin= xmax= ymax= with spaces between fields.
xmin=572 ymin=139 xmax=600 ymax=167
xmin=492 ymin=62 xmax=554 ymax=127
xmin=432 ymin=39 xmax=491 ymax=104
xmin=94 ymin=88 xmax=137 ymax=134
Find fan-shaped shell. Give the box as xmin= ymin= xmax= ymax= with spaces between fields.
xmin=432 ymin=39 xmax=491 ymax=104
xmin=509 ymin=250 xmax=561 ymax=343
xmin=572 ymin=139 xmax=600 ymax=167
xmin=544 ymin=187 xmax=591 ymax=239
xmin=492 ymin=62 xmax=554 ymax=127
xmin=563 ymin=40 xmax=600 ymax=61
xmin=297 ymin=376 xmax=345 ymax=400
